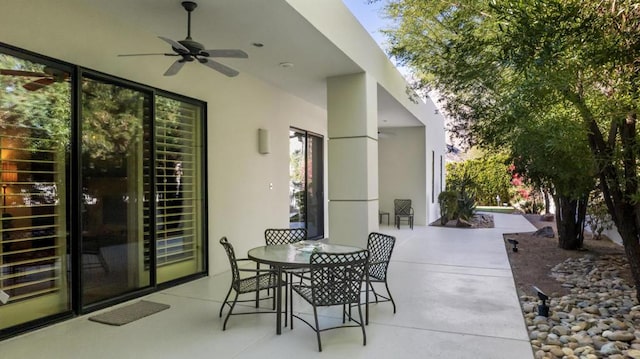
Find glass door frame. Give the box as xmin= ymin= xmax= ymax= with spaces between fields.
xmin=289 ymin=127 xmax=324 ymax=239
xmin=0 ymin=42 xmax=208 ymax=337
xmin=74 ymin=70 xmax=155 ymax=313
xmin=74 ymin=70 xmax=209 ymax=314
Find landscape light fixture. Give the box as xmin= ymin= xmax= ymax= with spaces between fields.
xmin=507 ymin=238 xmax=519 ymax=252
xmin=532 ymin=285 xmax=549 ymax=317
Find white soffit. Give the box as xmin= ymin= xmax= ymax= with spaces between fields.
xmin=80 ymin=0 xmax=423 ymax=127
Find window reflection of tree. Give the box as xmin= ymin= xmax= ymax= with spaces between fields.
xmin=0 ymin=54 xmax=70 ymax=300
xmin=80 ymin=79 xmax=144 ymax=238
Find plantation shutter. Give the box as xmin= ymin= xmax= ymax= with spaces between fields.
xmin=153 ymin=98 xmax=199 ymax=266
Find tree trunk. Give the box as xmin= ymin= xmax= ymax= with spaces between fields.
xmin=554 ymin=194 xmax=584 ymax=250
xmin=614 ymin=204 xmax=640 ymax=302
xmin=566 ymin=91 xmax=640 ymax=300
xmin=543 ymin=188 xmax=551 ymax=215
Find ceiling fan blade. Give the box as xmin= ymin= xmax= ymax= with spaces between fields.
xmin=0 ymin=69 xmax=48 ymax=77
xmin=200 ymin=59 xmax=239 ymax=77
xmin=118 ymin=53 xmax=178 ymax=57
xmin=158 ymin=36 xmax=190 ymax=54
xmin=164 ymin=60 xmax=185 ymax=76
xmin=201 ymin=49 xmax=248 ymax=58
xmin=23 ymin=78 xmax=55 ymax=91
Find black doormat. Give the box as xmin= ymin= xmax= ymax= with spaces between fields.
xmin=89 ymin=300 xmax=170 ymax=326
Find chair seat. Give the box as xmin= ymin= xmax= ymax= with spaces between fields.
xmin=235 ymin=272 xmax=280 ymax=294
xmin=292 ymin=284 xmax=312 ymax=301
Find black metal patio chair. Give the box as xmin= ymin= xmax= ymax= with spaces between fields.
xmin=364 ymin=232 xmax=396 ymax=324
xmin=290 ymin=249 xmax=369 ymax=352
xmin=394 ymin=199 xmax=414 ymax=229
xmin=218 ymin=237 xmax=282 ymax=330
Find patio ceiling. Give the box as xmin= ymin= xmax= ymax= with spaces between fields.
xmin=81 ymin=0 xmax=421 ymax=128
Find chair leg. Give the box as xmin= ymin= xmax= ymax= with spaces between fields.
xmin=219 ymin=287 xmax=233 ymax=317
xmin=385 ymin=280 xmax=397 ymax=313
xmin=365 ymin=277 xmax=370 ymax=325
xmin=357 ymin=303 xmax=367 ymax=346
xmin=222 ymin=291 xmax=239 ymax=331
xmin=313 ymin=306 xmax=322 ymax=352
xmin=369 ymin=280 xmax=381 ymax=303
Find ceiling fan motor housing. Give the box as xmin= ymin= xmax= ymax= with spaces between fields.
xmin=176 ymin=39 xmax=205 ymax=55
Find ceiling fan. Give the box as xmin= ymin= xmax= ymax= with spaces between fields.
xmin=0 ymin=67 xmax=70 ymax=91
xmin=118 ymin=1 xmax=248 ymax=77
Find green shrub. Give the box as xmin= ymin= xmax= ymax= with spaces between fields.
xmin=457 ymin=192 xmax=476 ymax=220
xmin=438 ymin=190 xmax=458 ymax=224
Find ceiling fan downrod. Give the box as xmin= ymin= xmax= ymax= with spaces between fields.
xmin=182 ymin=1 xmax=197 ymax=40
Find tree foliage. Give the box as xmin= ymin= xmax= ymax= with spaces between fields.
xmin=381 ymin=0 xmax=640 ymax=298
xmin=446 ymin=153 xmax=511 ymax=205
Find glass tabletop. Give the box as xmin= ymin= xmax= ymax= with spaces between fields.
xmin=247 ymin=240 xmax=364 ymax=268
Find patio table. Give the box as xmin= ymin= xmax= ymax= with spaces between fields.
xmin=248 ymin=240 xmax=365 ymax=335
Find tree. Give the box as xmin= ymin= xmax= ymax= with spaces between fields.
xmin=509 ymin=103 xmax=595 ymax=249
xmin=381 ymin=0 xmax=640 ymax=298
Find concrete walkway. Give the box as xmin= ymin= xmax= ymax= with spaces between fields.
xmin=1 ymin=212 xmax=536 ymax=358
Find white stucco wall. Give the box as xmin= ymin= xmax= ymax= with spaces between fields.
xmin=0 ymin=0 xmax=328 ymax=275
xmin=378 ymin=127 xmax=427 ymax=225
xmin=0 ymin=0 xmax=445 ymax=277
xmin=426 ymin=113 xmax=448 ymax=223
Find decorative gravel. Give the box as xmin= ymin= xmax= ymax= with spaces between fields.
xmin=520 ymin=254 xmax=640 ymax=359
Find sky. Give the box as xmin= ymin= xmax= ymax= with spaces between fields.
xmin=342 ymin=0 xmax=412 ymax=78
xmin=342 ymin=0 xmax=391 ymax=53
xmin=343 ymin=1 xmax=449 ymax=145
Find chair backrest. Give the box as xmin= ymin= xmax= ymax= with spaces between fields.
xmin=309 ymin=250 xmax=369 ymax=306
xmin=367 ymin=232 xmax=396 ymax=281
xmin=394 ymin=199 xmax=412 ymax=216
xmin=264 ymin=228 xmax=307 ymax=245
xmin=219 ymin=237 xmax=241 ymax=287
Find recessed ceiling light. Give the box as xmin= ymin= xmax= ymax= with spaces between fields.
xmin=252 ymin=42 xmax=264 ymax=47
xmin=279 ymin=62 xmax=294 ymax=68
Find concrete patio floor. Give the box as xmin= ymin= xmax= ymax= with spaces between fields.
xmin=1 ymin=212 xmax=536 ymax=358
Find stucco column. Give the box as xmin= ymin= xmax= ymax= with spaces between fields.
xmin=327 ymin=73 xmax=378 ymax=247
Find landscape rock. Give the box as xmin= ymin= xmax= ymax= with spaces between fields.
xmin=521 ymin=254 xmax=640 ymax=359
xmin=533 ymin=226 xmax=555 ymax=238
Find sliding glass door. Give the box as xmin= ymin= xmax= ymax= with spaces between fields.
xmin=80 ymin=77 xmax=151 ymax=305
xmin=0 ymin=44 xmax=207 ymax=337
xmin=289 ymin=129 xmax=324 ymax=239
xmin=0 ymin=52 xmax=72 ymax=330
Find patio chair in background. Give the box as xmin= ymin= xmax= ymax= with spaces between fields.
xmin=394 ymin=199 xmax=414 ymax=229
xmin=365 ymin=232 xmax=396 ymax=324
xmin=218 ymin=237 xmax=281 ymax=330
xmin=290 ymin=249 xmax=369 ymax=352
